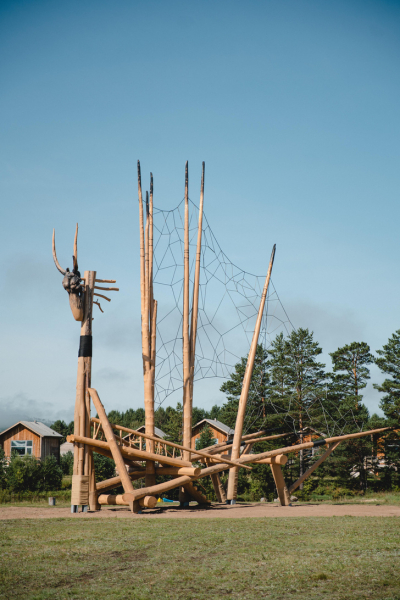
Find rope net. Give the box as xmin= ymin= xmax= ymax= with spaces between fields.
xmin=151 ymin=198 xmax=366 ymax=439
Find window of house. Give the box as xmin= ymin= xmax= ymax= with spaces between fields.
xmin=11 ymin=440 xmax=33 ymax=455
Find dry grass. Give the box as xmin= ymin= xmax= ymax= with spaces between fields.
xmin=1 ymin=516 xmax=400 ymax=599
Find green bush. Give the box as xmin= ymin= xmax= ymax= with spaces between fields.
xmin=5 ymin=454 xmax=63 ymax=493
xmin=60 ymin=451 xmax=74 ymax=475
xmin=93 ymin=453 xmax=115 ymax=482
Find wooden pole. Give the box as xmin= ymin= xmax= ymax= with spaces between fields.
xmin=180 ymin=162 xmax=191 ymax=504
xmin=88 ymin=389 xmax=136 ymax=497
xmin=288 ymin=442 xmax=340 ymax=493
xmin=182 ymin=161 xmax=191 ymax=457
xmin=138 ymin=161 xmax=156 ymax=487
xmin=227 ymin=245 xmax=276 ymax=503
xmin=189 ymin=162 xmax=205 ymax=419
xmin=270 ymin=464 xmax=291 ymax=506
xmin=71 ymin=269 xmax=96 ymax=513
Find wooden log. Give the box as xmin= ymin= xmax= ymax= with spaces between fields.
xmin=98 ymin=494 xmax=127 ymax=505
xmin=123 ymin=475 xmax=192 ymax=503
xmin=97 ymin=494 xmax=157 ymax=509
xmin=288 ymin=442 xmax=340 ymax=493
xmin=182 ymin=161 xmax=191 ymax=464
xmin=227 ymin=246 xmax=276 ymax=502
xmin=67 ymin=433 xmax=193 ymax=468
xmin=87 ymin=389 xmax=135 ymax=496
xmin=96 ymin=472 xmax=146 ymax=492
xmin=156 ymin=467 xmax=201 ymax=476
xmin=95 ymin=466 xmax=201 ymax=493
xmin=270 ymin=464 xmax=291 ymax=506
xmin=253 ymin=455 xmax=288 ymax=465
xmin=236 ymin=426 xmax=393 ymax=466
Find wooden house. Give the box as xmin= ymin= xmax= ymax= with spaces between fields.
xmin=191 ymin=418 xmax=234 ymax=450
xmin=0 ymin=421 xmax=62 ymax=462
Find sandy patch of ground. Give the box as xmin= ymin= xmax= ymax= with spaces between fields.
xmin=1 ymin=502 xmax=400 ymax=520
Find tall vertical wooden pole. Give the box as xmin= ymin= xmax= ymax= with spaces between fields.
xmin=71 ymin=269 xmax=96 ymax=512
xmin=182 ymin=163 xmax=208 ymax=503
xmin=189 ymin=162 xmax=205 ymax=406
xmin=179 ymin=162 xmax=191 ymax=504
xmin=226 ymin=245 xmax=276 ymax=503
xmin=138 ymin=162 xmax=156 ymax=486
xmin=182 ymin=162 xmax=191 ymax=456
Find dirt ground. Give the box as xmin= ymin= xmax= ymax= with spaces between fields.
xmin=1 ymin=502 xmax=400 ymax=520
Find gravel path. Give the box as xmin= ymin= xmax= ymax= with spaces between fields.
xmin=1 ymin=502 xmax=400 ymax=519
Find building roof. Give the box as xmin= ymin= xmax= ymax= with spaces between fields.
xmin=193 ymin=418 xmax=234 ymax=436
xmin=135 ymin=425 xmax=167 ymax=439
xmin=0 ymin=421 xmax=63 ymax=439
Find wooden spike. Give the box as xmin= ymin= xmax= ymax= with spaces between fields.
xmin=95 ymin=279 xmax=116 ymax=283
xmin=93 ymin=293 xmax=111 ymax=302
xmin=227 ymin=244 xmax=276 ymax=502
xmin=188 ymin=162 xmax=204 ymax=457
xmin=94 ymin=286 xmax=119 ymax=291
xmin=182 ymin=161 xmax=191 ymax=460
xmin=73 ymin=223 xmax=78 ymax=272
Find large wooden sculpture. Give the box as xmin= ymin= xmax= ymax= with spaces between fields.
xmin=55 ymin=163 xmax=395 ymax=513
xmin=52 ymin=225 xmax=119 ymax=512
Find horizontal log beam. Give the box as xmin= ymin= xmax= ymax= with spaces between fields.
xmin=98 ymin=494 xmax=157 ymax=508
xmin=237 ymin=426 xmax=393 ymax=466
xmin=253 ymin=454 xmax=288 ymax=465
xmin=95 ymin=466 xmax=201 ymax=493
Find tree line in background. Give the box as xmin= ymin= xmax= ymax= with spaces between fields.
xmin=43 ymin=328 xmax=400 ymax=500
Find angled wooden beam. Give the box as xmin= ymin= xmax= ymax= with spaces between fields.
xmin=288 ymin=442 xmax=341 ymax=494
xmin=227 ymin=245 xmax=276 ymax=502
xmin=88 ymin=389 xmax=135 ymax=499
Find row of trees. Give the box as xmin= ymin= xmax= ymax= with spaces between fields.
xmin=50 ymin=328 xmax=400 ymax=500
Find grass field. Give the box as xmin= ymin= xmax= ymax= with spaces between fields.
xmin=1 ymin=517 xmax=399 ymax=600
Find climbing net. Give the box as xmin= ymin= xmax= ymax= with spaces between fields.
xmin=151 ymin=198 xmax=366 ymax=439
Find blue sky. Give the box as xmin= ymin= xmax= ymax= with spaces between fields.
xmin=1 ymin=0 xmax=399 ymax=428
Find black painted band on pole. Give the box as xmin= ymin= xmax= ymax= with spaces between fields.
xmin=78 ymin=335 xmax=93 ymax=357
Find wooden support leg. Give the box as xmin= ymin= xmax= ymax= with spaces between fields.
xmin=210 ymin=472 xmax=226 ymax=503
xmin=89 ymin=388 xmax=136 ymax=497
xmin=288 ymin=442 xmax=340 ymax=494
xmin=270 ymin=464 xmax=290 ymax=506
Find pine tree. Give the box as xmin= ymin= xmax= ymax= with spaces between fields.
xmin=374 ymin=330 xmax=400 ymax=426
xmin=219 ymin=344 xmax=270 ymax=432
xmin=282 ymin=328 xmax=327 ymax=482
xmin=329 ymin=342 xmax=372 ymax=431
xmin=196 ymin=424 xmax=215 ymax=450
xmin=327 ymin=342 xmax=373 ymax=491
